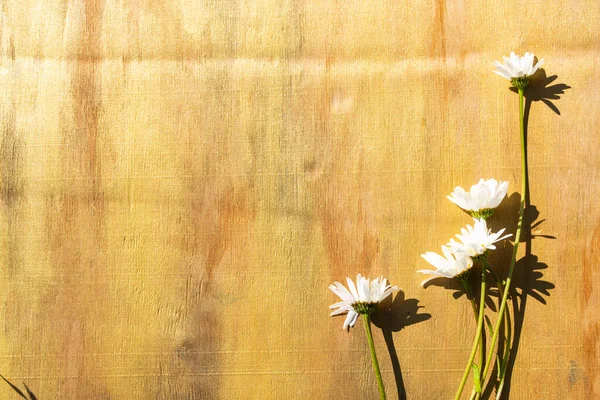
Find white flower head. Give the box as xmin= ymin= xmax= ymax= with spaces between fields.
xmin=418 ymin=246 xmax=473 ymax=287
xmin=447 ymin=178 xmax=509 ymax=218
xmin=448 ymin=218 xmax=512 ymax=259
xmin=329 ymin=274 xmax=399 ymax=330
xmin=493 ymin=52 xmax=544 ymax=88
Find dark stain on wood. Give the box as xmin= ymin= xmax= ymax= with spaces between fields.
xmin=38 ymin=1 xmax=108 ymax=397
xmin=0 ymin=105 xmax=23 ymax=274
xmin=0 ymin=77 xmax=27 ymax=385
xmin=316 ymin=86 xmax=380 ymax=280
xmin=318 ymin=186 xmax=380 ymax=278
xmin=433 ymin=0 xmax=447 ymax=61
xmin=168 ymin=65 xmax=256 ymax=398
xmin=582 ymin=220 xmax=600 ymax=397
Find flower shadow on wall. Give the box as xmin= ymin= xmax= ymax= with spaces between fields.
xmin=422 ymin=193 xmax=557 ymax=400
xmin=509 ymin=68 xmax=571 ymax=116
xmin=485 ymin=196 xmax=557 ymax=399
xmin=371 ymin=290 xmax=432 ymax=400
xmin=433 ymin=194 xmax=556 ymax=307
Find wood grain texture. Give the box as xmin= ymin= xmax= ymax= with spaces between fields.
xmin=0 ymin=0 xmax=598 ymax=398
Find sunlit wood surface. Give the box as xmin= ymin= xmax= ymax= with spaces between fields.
xmin=0 ymin=1 xmax=597 ymax=398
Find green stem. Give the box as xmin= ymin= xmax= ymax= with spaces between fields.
xmin=459 ymin=278 xmax=479 ymax=321
xmin=459 ymin=279 xmax=484 ymax=381
xmin=363 ymin=314 xmax=386 ymax=400
xmin=470 ymin=262 xmax=513 ymax=400
xmin=474 ymin=260 xmax=510 ymax=400
xmin=480 ymin=87 xmax=527 ymax=387
xmin=496 ymin=307 xmax=512 ymax=399
xmin=489 ymin=262 xmax=512 ymax=400
xmin=485 ymin=261 xmax=512 ymax=374
xmin=485 ymin=265 xmax=503 ymax=294
xmin=455 ymin=263 xmax=487 ymax=400
xmin=461 ymin=280 xmax=485 ymax=400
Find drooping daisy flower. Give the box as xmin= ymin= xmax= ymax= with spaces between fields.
xmin=329 ymin=274 xmax=399 ymax=330
xmin=418 ymin=246 xmax=474 ymax=286
xmin=447 ymin=178 xmax=509 ymax=219
xmin=493 ymin=52 xmax=544 ymax=89
xmin=448 ymin=218 xmax=512 ymax=260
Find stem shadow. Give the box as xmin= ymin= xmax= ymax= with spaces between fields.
xmin=371 ymin=291 xmax=431 ymax=400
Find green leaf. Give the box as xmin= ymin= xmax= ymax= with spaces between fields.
xmin=484 ymin=315 xmax=494 ymax=335
xmin=471 ymin=363 xmax=482 ymax=393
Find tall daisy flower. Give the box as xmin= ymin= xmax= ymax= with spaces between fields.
xmin=467 ymin=53 xmax=547 ymax=400
xmin=447 ymin=178 xmax=509 ymax=219
xmin=418 ymin=246 xmax=473 ymax=286
xmin=329 ymin=274 xmax=398 ymax=399
xmin=448 ymin=218 xmax=512 ymax=261
xmin=493 ymin=52 xmax=544 ymax=89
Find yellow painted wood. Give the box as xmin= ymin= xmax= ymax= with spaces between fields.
xmin=0 ymin=0 xmax=597 ymax=398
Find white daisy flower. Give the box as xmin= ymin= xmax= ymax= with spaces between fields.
xmin=418 ymin=246 xmax=474 ymax=287
xmin=329 ymin=274 xmax=399 ymax=330
xmin=448 ymin=218 xmax=512 ymax=260
xmin=493 ymin=52 xmax=544 ymax=88
xmin=447 ymin=178 xmax=509 ymax=218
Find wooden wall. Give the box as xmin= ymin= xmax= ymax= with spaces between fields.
xmin=0 ymin=0 xmax=598 ymax=398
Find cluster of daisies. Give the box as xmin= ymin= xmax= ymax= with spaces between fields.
xmin=328 ymin=178 xmax=510 ymax=330
xmin=326 ymin=51 xmax=543 ymax=400
xmin=418 ymin=179 xmax=511 ymax=287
